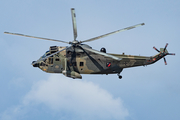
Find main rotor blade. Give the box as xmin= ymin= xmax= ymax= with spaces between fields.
xmin=32 ymin=46 xmax=69 ymax=65
xmin=4 ymin=32 xmax=69 ymax=44
xmin=81 ymin=23 xmax=145 ymax=43
xmin=71 ymin=8 xmax=77 ymax=41
xmin=80 ymin=45 xmax=121 ymax=61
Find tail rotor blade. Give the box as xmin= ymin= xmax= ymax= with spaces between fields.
xmin=168 ymin=53 xmax=175 ymax=55
xmin=164 ymin=57 xmax=167 ymax=65
xmin=164 ymin=43 xmax=168 ymax=52
xmin=153 ymin=47 xmax=160 ymax=52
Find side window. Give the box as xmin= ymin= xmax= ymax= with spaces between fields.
xmin=55 ymin=58 xmax=60 ymax=61
xmin=40 ymin=62 xmax=46 ymax=66
xmin=80 ymin=62 xmax=84 ymax=66
xmin=48 ymin=58 xmax=53 ymax=64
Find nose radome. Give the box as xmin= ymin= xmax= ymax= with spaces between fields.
xmin=32 ymin=61 xmax=39 ymax=67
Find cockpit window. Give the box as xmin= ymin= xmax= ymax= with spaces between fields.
xmin=42 ymin=54 xmax=46 ymax=58
xmin=42 ymin=51 xmax=50 ymax=58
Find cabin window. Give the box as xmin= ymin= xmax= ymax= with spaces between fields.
xmin=51 ymin=51 xmax=57 ymax=54
xmin=46 ymin=53 xmax=50 ymax=56
xmin=48 ymin=58 xmax=53 ymax=64
xmin=80 ymin=62 xmax=84 ymax=66
xmin=55 ymin=58 xmax=60 ymax=61
xmin=40 ymin=62 xmax=46 ymax=66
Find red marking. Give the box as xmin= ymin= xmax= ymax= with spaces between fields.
xmin=108 ymin=63 xmax=111 ymax=67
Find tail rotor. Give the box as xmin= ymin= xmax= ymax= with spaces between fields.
xmin=153 ymin=43 xmax=175 ymax=65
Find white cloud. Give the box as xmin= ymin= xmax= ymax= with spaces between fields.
xmin=23 ymin=74 xmax=129 ymax=120
xmin=0 ymin=75 xmax=128 ymax=120
xmin=0 ymin=105 xmax=26 ymax=120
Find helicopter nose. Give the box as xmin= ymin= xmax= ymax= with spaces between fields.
xmin=32 ymin=61 xmax=39 ymax=67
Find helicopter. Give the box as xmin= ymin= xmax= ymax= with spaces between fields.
xmin=4 ymin=8 xmax=175 ymax=79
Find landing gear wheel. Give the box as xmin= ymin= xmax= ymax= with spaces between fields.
xmin=119 ymin=75 xmax=122 ymax=79
xmin=117 ymin=73 xmax=122 ymax=79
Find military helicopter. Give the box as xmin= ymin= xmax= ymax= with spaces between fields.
xmin=4 ymin=8 xmax=175 ymax=79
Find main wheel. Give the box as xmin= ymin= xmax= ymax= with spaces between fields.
xmin=119 ymin=75 xmax=122 ymax=79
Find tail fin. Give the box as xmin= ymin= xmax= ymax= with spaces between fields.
xmin=160 ymin=48 xmax=168 ymax=53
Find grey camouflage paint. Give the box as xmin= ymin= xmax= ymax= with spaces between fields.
xmin=37 ymin=45 xmax=169 ymax=79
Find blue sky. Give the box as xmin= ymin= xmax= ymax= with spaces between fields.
xmin=0 ymin=0 xmax=180 ymax=120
